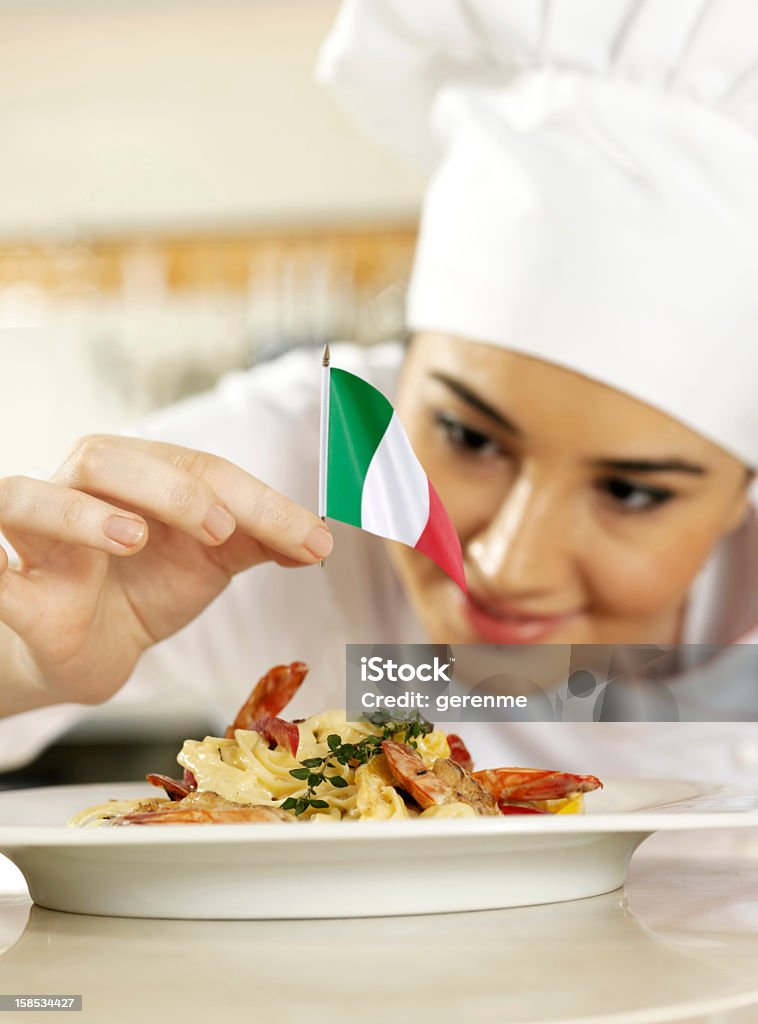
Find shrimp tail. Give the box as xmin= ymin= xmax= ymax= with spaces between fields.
xmin=145 ymin=773 xmax=193 ymax=801
xmin=225 ymin=661 xmax=308 ymax=737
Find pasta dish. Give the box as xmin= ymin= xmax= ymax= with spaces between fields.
xmin=69 ymin=662 xmax=601 ymax=826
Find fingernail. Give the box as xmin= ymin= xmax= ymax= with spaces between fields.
xmin=202 ymin=503 xmax=236 ymax=542
xmin=104 ymin=515 xmax=146 ymax=548
xmin=305 ymin=525 xmax=333 ymax=559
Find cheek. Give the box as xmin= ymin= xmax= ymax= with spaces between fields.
xmin=582 ymin=515 xmax=723 ymax=616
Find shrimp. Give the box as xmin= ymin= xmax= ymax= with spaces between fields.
xmin=472 ymin=768 xmax=603 ymax=803
xmin=446 ymin=733 xmax=474 ymax=772
xmin=117 ymin=805 xmax=292 ymax=825
xmin=381 ymin=740 xmax=453 ymax=808
xmin=381 ymin=740 xmax=499 ymax=814
xmin=249 ymin=714 xmax=300 ymax=757
xmin=112 ymin=790 xmax=292 ymax=825
xmin=225 ymin=661 xmax=308 ymax=737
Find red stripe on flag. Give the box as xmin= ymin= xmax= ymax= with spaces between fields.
xmin=414 ymin=480 xmax=466 ymax=592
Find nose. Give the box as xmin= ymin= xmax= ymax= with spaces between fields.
xmin=465 ymin=470 xmax=580 ymax=602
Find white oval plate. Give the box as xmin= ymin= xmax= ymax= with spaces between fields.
xmin=1 ymin=779 xmax=757 ymax=919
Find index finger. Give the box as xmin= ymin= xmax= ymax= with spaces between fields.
xmin=61 ymin=435 xmax=334 ymax=564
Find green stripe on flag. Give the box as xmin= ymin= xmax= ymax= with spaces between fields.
xmin=327 ymin=368 xmax=394 ymax=525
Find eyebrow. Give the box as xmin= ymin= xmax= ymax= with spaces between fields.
xmin=589 ymin=458 xmax=708 ymax=476
xmin=429 ymin=373 xmax=522 ymax=435
xmin=429 ymin=373 xmax=709 ymax=475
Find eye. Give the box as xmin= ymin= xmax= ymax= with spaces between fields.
xmin=597 ymin=477 xmax=674 ymax=512
xmin=434 ymin=412 xmax=502 ymax=457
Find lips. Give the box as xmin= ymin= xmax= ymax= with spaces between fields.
xmin=462 ymin=591 xmax=582 ymax=644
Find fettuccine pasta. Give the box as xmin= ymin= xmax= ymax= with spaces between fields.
xmin=69 ymin=710 xmax=470 ymax=825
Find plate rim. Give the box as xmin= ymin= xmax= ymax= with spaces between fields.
xmin=1 ymin=777 xmax=758 ymax=846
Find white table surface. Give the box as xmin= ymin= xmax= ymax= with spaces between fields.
xmin=1 ymin=828 xmax=758 ymax=1024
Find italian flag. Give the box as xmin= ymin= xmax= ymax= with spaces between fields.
xmin=319 ymin=363 xmax=466 ymax=592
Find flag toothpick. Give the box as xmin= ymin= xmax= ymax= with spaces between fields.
xmin=319 ymin=341 xmax=331 ymax=567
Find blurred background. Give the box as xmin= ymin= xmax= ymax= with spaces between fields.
xmin=0 ymin=0 xmax=424 ymax=786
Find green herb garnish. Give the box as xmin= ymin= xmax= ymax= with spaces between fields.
xmin=282 ymin=711 xmax=432 ymax=816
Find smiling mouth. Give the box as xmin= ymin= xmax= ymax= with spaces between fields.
xmin=462 ymin=591 xmax=584 ymax=643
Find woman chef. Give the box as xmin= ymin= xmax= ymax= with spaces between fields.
xmin=0 ymin=0 xmax=757 ymax=781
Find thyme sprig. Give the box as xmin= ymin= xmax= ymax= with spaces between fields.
xmin=281 ymin=710 xmax=433 ymax=817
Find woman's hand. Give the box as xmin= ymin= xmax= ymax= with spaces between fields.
xmin=0 ymin=435 xmax=333 ymax=709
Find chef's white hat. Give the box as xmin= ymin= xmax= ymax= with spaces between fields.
xmin=318 ymin=0 xmax=758 ymax=468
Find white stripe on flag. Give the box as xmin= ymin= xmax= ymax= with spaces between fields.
xmin=361 ymin=413 xmax=430 ymax=545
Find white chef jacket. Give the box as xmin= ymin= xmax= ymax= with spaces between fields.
xmin=1 ymin=342 xmax=757 ymax=783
